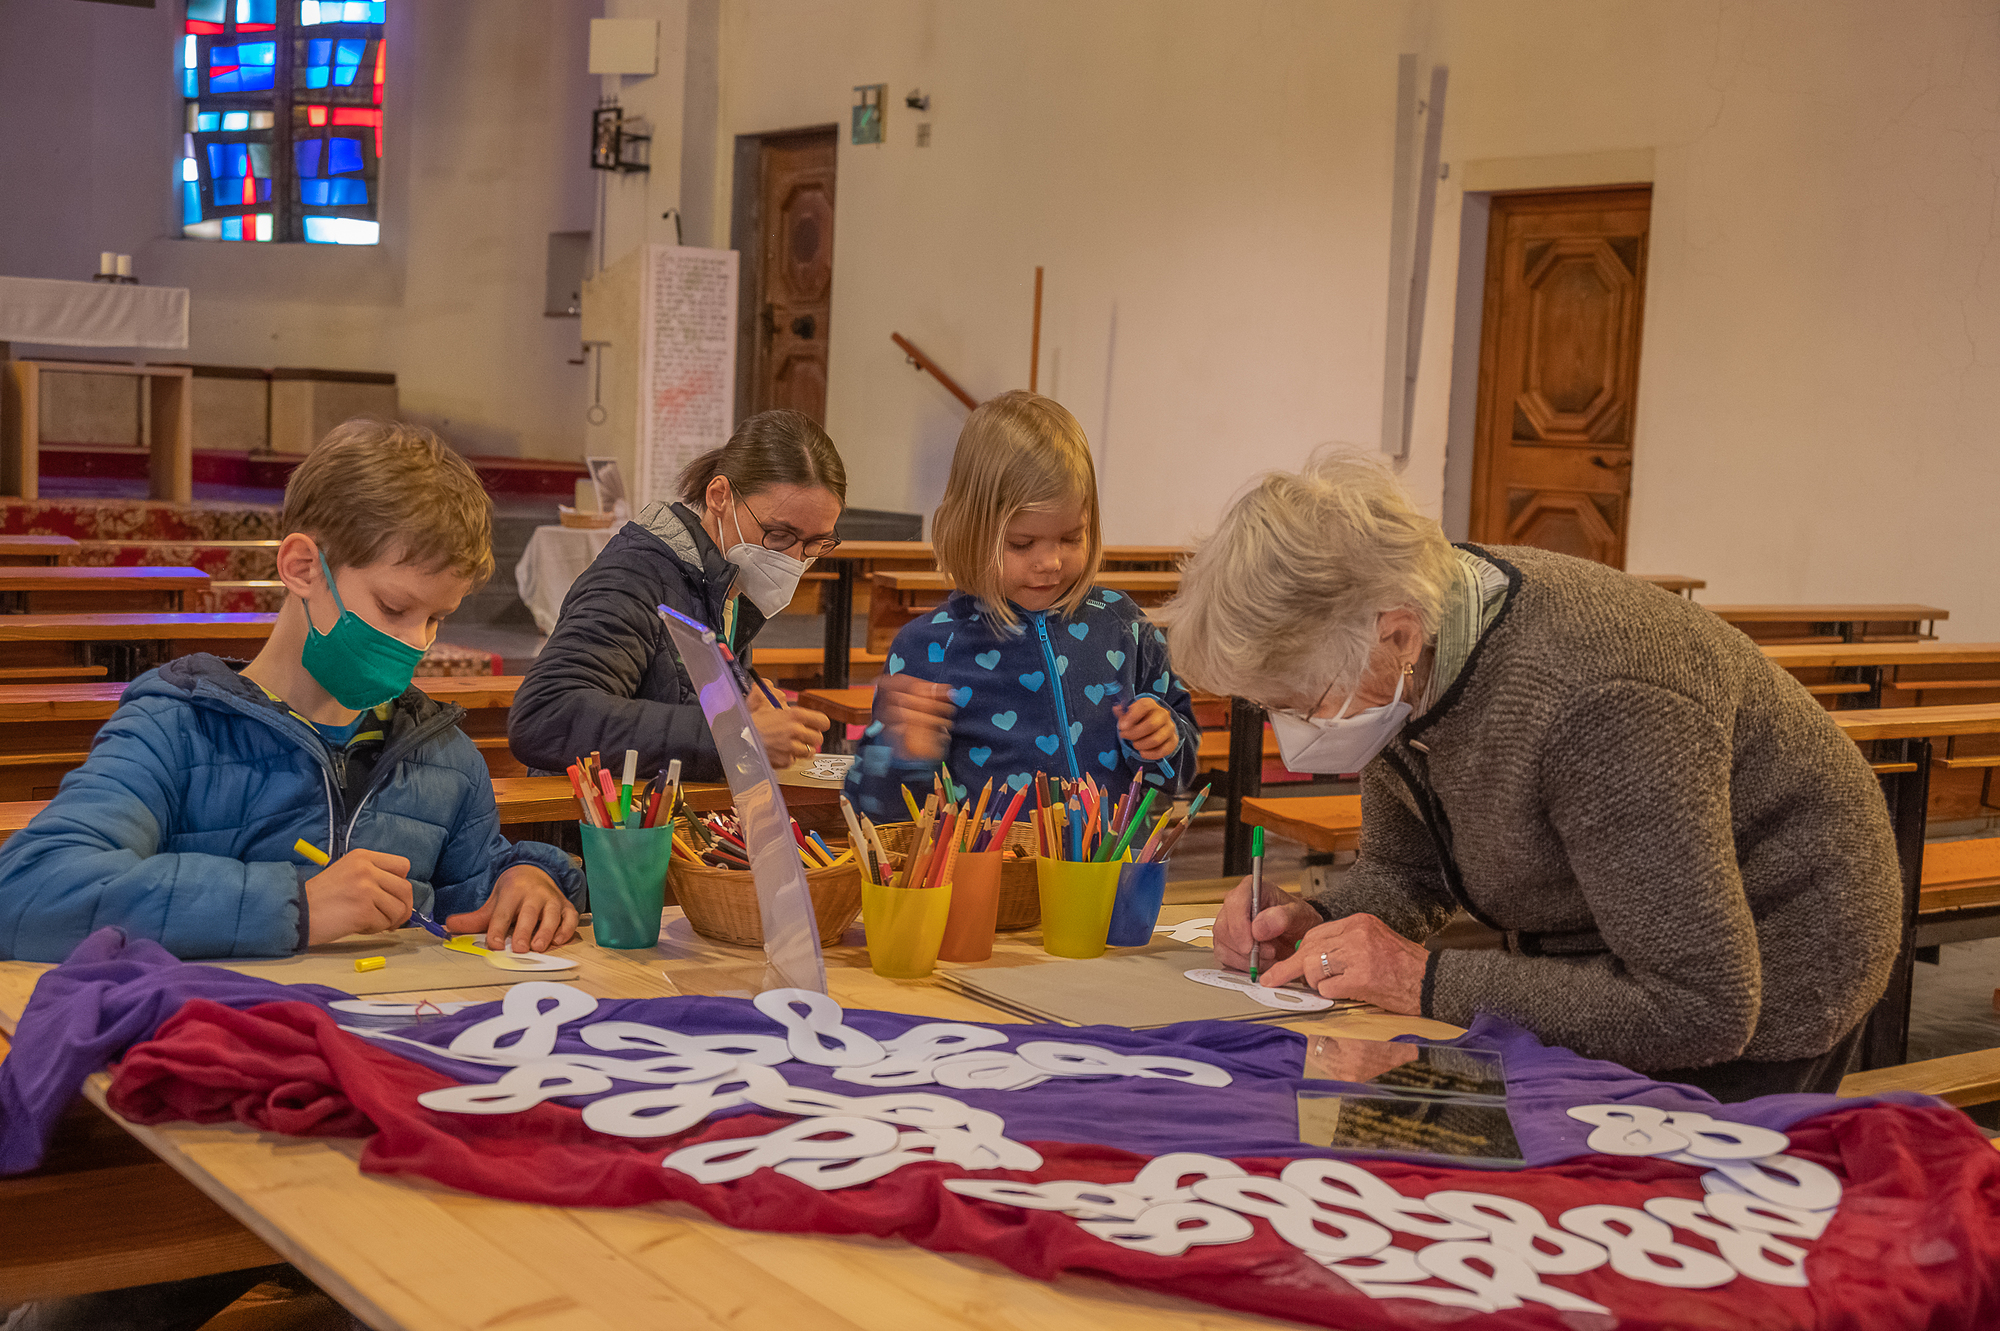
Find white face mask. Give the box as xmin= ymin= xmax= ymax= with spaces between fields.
xmin=724 ymin=503 xmax=814 ymax=617
xmin=1268 ymin=667 xmax=1413 ymax=774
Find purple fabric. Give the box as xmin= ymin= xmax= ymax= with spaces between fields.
xmin=0 ymin=927 xmax=1946 ymax=1177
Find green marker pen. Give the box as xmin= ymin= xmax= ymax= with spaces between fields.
xmin=1249 ymin=825 xmax=1265 ymax=983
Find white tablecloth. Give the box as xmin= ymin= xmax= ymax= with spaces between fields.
xmin=0 ymin=276 xmax=190 ymax=349
xmin=515 ymin=523 xmax=619 ymax=634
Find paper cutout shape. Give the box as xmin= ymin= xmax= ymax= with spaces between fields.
xmin=1184 ymin=968 xmax=1335 ymax=1012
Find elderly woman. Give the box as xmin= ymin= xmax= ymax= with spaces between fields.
xmin=1170 ymin=453 xmax=1902 ymax=1100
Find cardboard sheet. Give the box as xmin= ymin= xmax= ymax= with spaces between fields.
xmin=941 ymin=946 xmax=1354 ymax=1029
xmin=210 ymin=929 xmax=577 ymax=996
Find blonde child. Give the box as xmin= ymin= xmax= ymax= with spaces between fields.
xmin=845 ymin=392 xmax=1200 ymax=821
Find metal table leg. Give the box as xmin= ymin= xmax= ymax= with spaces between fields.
xmin=822 ymin=560 xmax=855 ymax=690
xmin=1860 ymin=735 xmax=1932 ymax=1071
xmin=1221 ymin=697 xmax=1265 ymax=877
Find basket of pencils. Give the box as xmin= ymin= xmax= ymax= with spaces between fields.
xmin=875 ymin=819 xmax=1040 ymax=931
xmin=667 ymin=809 xmax=864 ymax=948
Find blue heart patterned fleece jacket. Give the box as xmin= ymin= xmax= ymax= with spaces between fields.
xmin=844 ymin=587 xmax=1202 ymax=822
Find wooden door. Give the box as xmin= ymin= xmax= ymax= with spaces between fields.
xmin=749 ymin=129 xmax=837 ymax=423
xmin=1468 ymin=188 xmax=1651 ymax=568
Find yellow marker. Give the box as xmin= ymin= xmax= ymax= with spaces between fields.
xmin=354 ymin=956 xmax=386 ymax=972
xmin=295 ymin=838 xmax=331 ymax=867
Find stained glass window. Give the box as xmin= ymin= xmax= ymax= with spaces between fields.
xmin=179 ymin=0 xmax=385 ymax=244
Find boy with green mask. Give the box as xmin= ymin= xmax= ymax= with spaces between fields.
xmin=0 ymin=420 xmax=583 ymax=962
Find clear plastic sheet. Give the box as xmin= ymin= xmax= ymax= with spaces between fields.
xmin=657 ymin=605 xmax=829 ymax=994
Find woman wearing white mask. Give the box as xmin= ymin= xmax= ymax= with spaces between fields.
xmin=1169 ymin=451 xmax=1902 ymax=1100
xmin=510 ymin=410 xmax=840 ymax=778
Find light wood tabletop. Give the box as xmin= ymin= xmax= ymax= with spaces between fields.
xmin=0 ymin=566 xmax=209 ymax=592
xmin=0 ymin=907 xmax=1455 ymax=1331
xmin=0 ymin=675 xmax=525 ymax=724
xmin=1829 ymin=702 xmax=2000 ymax=742
xmin=0 ymin=613 xmax=276 ymax=641
xmin=1762 ymin=641 xmax=2000 ymax=669
xmin=873 ymin=569 xmax=1182 ymax=594
xmin=1709 ymin=604 xmax=1949 ymax=623
xmin=0 ymin=535 xmax=80 ymax=563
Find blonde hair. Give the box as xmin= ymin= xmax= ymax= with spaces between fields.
xmin=282 ymin=419 xmax=495 ymax=584
xmin=1168 ymin=448 xmax=1458 ymax=704
xmin=931 ymin=391 xmax=1102 ymax=630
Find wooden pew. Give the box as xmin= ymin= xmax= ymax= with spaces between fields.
xmin=0 ymin=612 xmax=275 ymax=679
xmin=1633 ymin=574 xmax=1705 ymax=599
xmin=1711 ymin=603 xmax=1948 ymax=645
xmin=0 ymin=535 xmax=79 ymax=567
xmin=0 ymin=565 xmax=210 ymax=615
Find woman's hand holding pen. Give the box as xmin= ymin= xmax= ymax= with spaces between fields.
xmin=876 ymin=673 xmax=956 ymax=762
xmin=1212 ymin=876 xmax=1320 ymax=974
xmin=1259 ymin=912 xmax=1429 ymax=1016
xmin=747 ymin=685 xmax=828 ymax=765
xmin=1115 ymin=697 xmax=1179 ymax=761
xmin=304 ymin=849 xmax=414 ymax=945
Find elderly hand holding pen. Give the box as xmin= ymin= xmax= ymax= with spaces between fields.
xmin=1213 ymin=875 xmax=1429 ymax=1015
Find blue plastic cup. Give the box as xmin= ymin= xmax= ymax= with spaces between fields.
xmin=1105 ymin=860 xmax=1168 ymax=947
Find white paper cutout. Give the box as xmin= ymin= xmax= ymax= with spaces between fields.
xmin=1566 ymin=1103 xmax=1693 ymax=1157
xmin=665 ymin=1116 xmax=900 ymax=1184
xmin=1014 ymin=1040 xmax=1232 ymax=1087
xmin=832 ymin=1023 xmax=1010 ymax=1087
xmin=417 ymin=1061 xmax=615 ymax=1115
xmin=1700 ymin=1189 xmax=1832 ymax=1241
xmin=754 ymin=988 xmax=887 ymax=1067
xmin=581 ymin=1065 xmax=790 ymax=1139
xmin=928 ymin=1051 xmax=1049 ymax=1091
xmin=1279 ymin=1158 xmax=1484 ymax=1241
xmin=943 ymin=1178 xmax=1150 ymax=1220
xmin=1557 ymin=1204 xmax=1739 ymax=1288
xmin=1659 ymin=1112 xmax=1790 ymax=1162
xmin=1414 ymin=1241 xmax=1613 ymax=1315
xmin=1424 ymin=1190 xmax=1608 ymax=1274
xmin=1190 ymin=1175 xmax=1393 ymax=1259
xmin=580 ymin=1020 xmax=791 ymax=1066
xmin=1077 ymin=1202 xmax=1256 ymax=1256
xmin=1156 ymin=917 xmax=1216 ymax=944
xmin=1320 ymin=1247 xmax=1492 ymax=1310
xmin=441 ymin=936 xmax=578 ymax=972
xmin=1184 ymin=969 xmax=1337 ymax=1013
xmin=1130 ymin=1152 xmax=1248 ymax=1204
xmin=1643 ymin=1196 xmax=1811 ymax=1287
xmin=1677 ymin=1152 xmax=1841 ymax=1212
xmin=446 ymin=982 xmax=598 ymax=1062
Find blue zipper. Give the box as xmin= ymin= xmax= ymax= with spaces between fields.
xmin=1033 ymin=612 xmax=1082 ymax=780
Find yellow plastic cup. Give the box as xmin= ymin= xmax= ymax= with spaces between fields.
xmin=1035 ymin=857 xmax=1124 ymax=959
xmin=861 ymin=879 xmax=955 ymax=979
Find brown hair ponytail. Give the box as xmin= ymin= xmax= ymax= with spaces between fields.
xmin=678 ymin=409 xmax=847 ymax=506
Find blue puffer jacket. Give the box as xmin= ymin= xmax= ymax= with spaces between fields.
xmin=845 ymin=587 xmax=1201 ymax=822
xmin=0 ymin=655 xmax=583 ymax=962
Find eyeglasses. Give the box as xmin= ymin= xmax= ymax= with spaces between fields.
xmin=1258 ymin=675 xmax=1343 ymax=724
xmin=738 ymin=494 xmax=842 ymax=559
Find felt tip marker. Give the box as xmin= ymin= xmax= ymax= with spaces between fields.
xmin=1249 ymin=825 xmax=1265 ymax=984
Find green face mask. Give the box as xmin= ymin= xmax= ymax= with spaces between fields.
xmin=301 ymin=551 xmax=427 ymax=710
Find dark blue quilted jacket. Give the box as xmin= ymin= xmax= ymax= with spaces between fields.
xmin=845 ymin=588 xmax=1201 ymax=822
xmin=0 ymin=655 xmax=582 ymax=961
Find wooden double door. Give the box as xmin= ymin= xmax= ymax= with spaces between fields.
xmin=1469 ymin=187 xmax=1651 ymax=568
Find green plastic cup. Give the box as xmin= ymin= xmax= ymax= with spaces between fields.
xmin=579 ymin=823 xmax=675 ymax=950
xmin=1036 ymin=857 xmax=1124 ymax=959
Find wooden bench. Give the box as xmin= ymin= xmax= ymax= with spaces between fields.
xmin=0 ymin=612 xmax=275 ymax=679
xmin=1712 ymin=603 xmax=1948 ymax=645
xmin=1633 ymin=573 xmax=1705 ymax=599
xmin=1239 ymin=794 xmax=1363 ymax=853
xmin=1839 ymin=1044 xmax=2000 ymax=1109
xmin=0 ymin=535 xmax=79 ymax=567
xmin=752 ymin=646 xmax=887 ymax=685
xmin=0 ymin=565 xmax=210 ymax=615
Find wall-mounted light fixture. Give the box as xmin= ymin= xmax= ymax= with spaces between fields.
xmin=591 ymin=102 xmax=650 ymax=173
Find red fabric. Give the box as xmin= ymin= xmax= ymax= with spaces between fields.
xmin=109 ymin=999 xmax=2000 ymax=1331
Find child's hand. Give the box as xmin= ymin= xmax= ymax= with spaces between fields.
xmin=877 ymin=674 xmax=956 ymax=761
xmin=445 ymin=865 xmax=579 ymax=953
xmin=748 ymin=686 xmax=829 ymax=766
xmin=305 ymin=849 xmax=414 ymax=945
xmin=1117 ymin=698 xmax=1180 ymax=762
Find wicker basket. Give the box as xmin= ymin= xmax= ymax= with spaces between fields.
xmin=875 ymin=819 xmax=1041 ymax=931
xmin=668 ymin=856 xmax=863 ymax=947
xmin=558 ymin=506 xmax=617 ymax=529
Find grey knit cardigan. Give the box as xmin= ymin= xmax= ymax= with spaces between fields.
xmin=1309 ymin=545 xmax=1901 ymax=1071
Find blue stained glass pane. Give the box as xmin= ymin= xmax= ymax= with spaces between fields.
xmin=309 ymin=39 xmax=332 ymax=63
xmin=239 ymin=42 xmax=275 ymax=64
xmin=295 ymin=139 xmax=323 ymax=176
xmin=197 ymin=113 xmax=220 ymax=131
xmin=336 ymin=39 xmax=365 ymax=62
xmin=371 ymin=2 xmax=385 ymax=21
xmin=299 ymin=179 xmax=365 ymax=205
xmin=183 ymin=35 xmax=197 ymax=69
xmin=212 ymin=178 xmax=240 ymax=206
xmin=181 ymin=157 xmax=199 ymax=182
xmin=305 ymin=67 xmax=330 ymax=88
xmin=188 ymin=0 xmax=226 ymax=20
xmin=222 ymin=217 xmax=243 ymax=241
xmin=300 ymin=179 xmax=328 ymax=206
xmin=304 ymin=216 xmax=381 ymax=244
xmin=333 ymin=61 xmax=358 ymax=86
xmin=238 ymin=0 xmax=276 ymax=22
xmin=258 ymin=179 xmax=273 ymax=202
xmin=182 ymin=69 xmax=198 ymax=96
xmin=206 ymin=143 xmax=224 ymax=175
xmin=328 ymin=137 xmax=362 ymax=174
xmin=228 ymin=143 xmax=249 ymax=175
xmin=182 ymin=182 xmax=202 ymax=224
xmin=211 ymin=43 xmax=235 ymax=63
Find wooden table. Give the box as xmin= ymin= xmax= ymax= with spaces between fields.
xmin=868 ymin=570 xmax=1181 ymax=654
xmin=1710 ymin=603 xmax=1948 ymax=645
xmin=0 ymin=612 xmax=275 ymax=679
xmin=1 ymin=360 xmax=195 ymax=504
xmin=0 ymin=905 xmax=1453 ymax=1325
xmin=0 ymin=565 xmax=209 ymax=615
xmin=0 ymin=535 xmax=79 ymax=566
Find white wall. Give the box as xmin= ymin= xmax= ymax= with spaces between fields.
xmin=0 ymin=0 xmax=601 ymax=459
xmin=622 ymin=0 xmax=2000 ymax=638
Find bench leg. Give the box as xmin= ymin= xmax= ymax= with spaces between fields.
xmin=1861 ymin=736 xmax=1931 ymax=1071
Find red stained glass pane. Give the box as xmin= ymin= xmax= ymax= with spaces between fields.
xmin=185 ymin=20 xmax=225 ymax=34
xmin=330 ymin=107 xmax=380 ymax=125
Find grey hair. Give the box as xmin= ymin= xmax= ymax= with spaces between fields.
xmin=1167 ymin=448 xmax=1459 ymax=705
